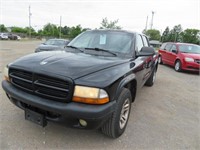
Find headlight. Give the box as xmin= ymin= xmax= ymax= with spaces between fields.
xmin=72 ymin=86 xmax=109 ymax=104
xmin=3 ymin=66 xmax=10 ymax=81
xmin=185 ymin=57 xmax=194 ymax=62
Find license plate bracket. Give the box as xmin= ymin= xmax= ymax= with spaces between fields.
xmin=25 ymin=108 xmax=47 ymax=127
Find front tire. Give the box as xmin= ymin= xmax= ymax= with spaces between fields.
xmin=145 ymin=68 xmax=157 ymax=86
xmin=101 ymin=88 xmax=132 ymax=138
xmin=158 ymin=55 xmax=163 ymax=64
xmin=174 ymin=60 xmax=182 ymax=72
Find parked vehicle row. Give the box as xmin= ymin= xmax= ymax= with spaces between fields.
xmin=0 ymin=33 xmax=21 ymax=40
xmin=158 ymin=42 xmax=200 ymax=72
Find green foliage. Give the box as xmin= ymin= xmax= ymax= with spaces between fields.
xmin=161 ymin=25 xmax=182 ymax=42
xmin=11 ymin=26 xmax=36 ymax=36
xmin=1 ymin=22 xmax=199 ymax=44
xmin=0 ymin=24 xmax=8 ymax=32
xmin=11 ymin=26 xmax=26 ymax=33
xmin=38 ymin=23 xmax=85 ymax=39
xmin=42 ymin=23 xmax=59 ymax=37
xmin=68 ymin=25 xmax=83 ymax=38
xmin=180 ymin=29 xmax=200 ymax=44
xmin=100 ymin=17 xmax=122 ymax=29
xmin=61 ymin=26 xmax=70 ymax=36
xmin=161 ymin=25 xmax=199 ymax=44
xmin=145 ymin=29 xmax=161 ymax=40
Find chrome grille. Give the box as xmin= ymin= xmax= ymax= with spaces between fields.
xmin=9 ymin=68 xmax=73 ymax=102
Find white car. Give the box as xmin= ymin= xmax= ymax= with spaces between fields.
xmin=0 ymin=33 xmax=8 ymax=40
xmin=17 ymin=35 xmax=21 ymax=40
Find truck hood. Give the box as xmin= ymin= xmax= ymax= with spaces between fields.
xmin=10 ymin=51 xmax=129 ymax=80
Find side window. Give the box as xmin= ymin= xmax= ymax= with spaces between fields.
xmin=160 ymin=43 xmax=167 ymax=50
xmin=170 ymin=45 xmax=177 ymax=51
xmin=142 ymin=36 xmax=149 ymax=47
xmin=136 ymin=34 xmax=144 ymax=52
xmin=165 ymin=44 xmax=172 ymax=51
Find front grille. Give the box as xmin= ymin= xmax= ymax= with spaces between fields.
xmin=9 ymin=68 xmax=73 ymax=102
xmin=195 ymin=59 xmax=200 ymax=64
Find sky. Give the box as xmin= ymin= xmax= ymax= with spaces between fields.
xmin=0 ymin=0 xmax=199 ymax=33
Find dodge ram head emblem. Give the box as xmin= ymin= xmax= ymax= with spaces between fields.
xmin=40 ymin=61 xmax=47 ymax=65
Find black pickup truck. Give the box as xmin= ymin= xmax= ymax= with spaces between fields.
xmin=2 ymin=29 xmax=158 ymax=138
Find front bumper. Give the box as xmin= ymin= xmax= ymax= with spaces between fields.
xmin=2 ymin=80 xmax=116 ymax=129
xmin=182 ymin=61 xmax=200 ymax=72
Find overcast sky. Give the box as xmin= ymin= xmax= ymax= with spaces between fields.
xmin=0 ymin=0 xmax=199 ymax=33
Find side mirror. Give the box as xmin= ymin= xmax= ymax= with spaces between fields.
xmin=172 ymin=49 xmax=177 ymax=54
xmin=137 ymin=47 xmax=155 ymax=57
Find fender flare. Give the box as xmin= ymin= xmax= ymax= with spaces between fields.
xmin=114 ymin=73 xmax=136 ymax=101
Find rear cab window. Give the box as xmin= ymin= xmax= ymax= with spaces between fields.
xmin=142 ymin=35 xmax=149 ymax=47
xmin=135 ymin=34 xmax=144 ymax=52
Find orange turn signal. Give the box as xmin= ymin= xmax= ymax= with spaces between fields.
xmin=4 ymin=66 xmax=10 ymax=82
xmin=72 ymin=96 xmax=109 ymax=105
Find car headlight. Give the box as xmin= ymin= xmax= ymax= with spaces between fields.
xmin=72 ymin=86 xmax=109 ymax=104
xmin=185 ymin=57 xmax=194 ymax=62
xmin=3 ymin=66 xmax=10 ymax=82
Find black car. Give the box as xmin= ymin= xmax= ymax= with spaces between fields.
xmin=35 ymin=39 xmax=70 ymax=52
xmin=2 ymin=30 xmax=158 ymax=138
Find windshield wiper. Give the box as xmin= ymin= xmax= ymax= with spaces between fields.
xmin=66 ymin=46 xmax=84 ymax=52
xmin=84 ymin=47 xmax=117 ymax=56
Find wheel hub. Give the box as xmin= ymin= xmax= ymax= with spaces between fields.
xmin=119 ymin=98 xmax=130 ymax=129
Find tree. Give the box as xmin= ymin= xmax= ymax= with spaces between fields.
xmin=161 ymin=25 xmax=183 ymax=42
xmin=11 ymin=26 xmax=26 ymax=33
xmin=0 ymin=24 xmax=8 ymax=32
xmin=170 ymin=24 xmax=183 ymax=42
xmin=145 ymin=29 xmax=161 ymax=41
xmin=100 ymin=17 xmax=122 ymax=29
xmin=161 ymin=27 xmax=170 ymax=42
xmin=61 ymin=26 xmax=71 ymax=36
xmin=180 ymin=29 xmax=200 ymax=44
xmin=68 ymin=25 xmax=84 ymax=39
xmin=42 ymin=23 xmax=59 ymax=37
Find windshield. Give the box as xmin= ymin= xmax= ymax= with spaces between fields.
xmin=44 ymin=39 xmax=65 ymax=46
xmin=68 ymin=31 xmax=133 ymax=54
xmin=179 ymin=45 xmax=200 ymax=54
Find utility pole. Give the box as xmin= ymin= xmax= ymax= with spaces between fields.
xmin=150 ymin=11 xmax=155 ymax=30
xmin=29 ymin=5 xmax=32 ymax=38
xmin=145 ymin=15 xmax=148 ymax=32
xmin=59 ymin=16 xmax=62 ymax=39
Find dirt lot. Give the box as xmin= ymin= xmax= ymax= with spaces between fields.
xmin=0 ymin=40 xmax=199 ymax=149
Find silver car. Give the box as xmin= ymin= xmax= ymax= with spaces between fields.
xmin=0 ymin=33 xmax=8 ymax=40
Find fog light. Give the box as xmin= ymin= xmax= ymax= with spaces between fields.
xmin=79 ymin=119 xmax=87 ymax=127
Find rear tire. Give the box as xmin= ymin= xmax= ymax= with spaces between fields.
xmin=101 ymin=88 xmax=132 ymax=138
xmin=174 ymin=60 xmax=182 ymax=72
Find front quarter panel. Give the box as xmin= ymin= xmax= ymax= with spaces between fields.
xmin=75 ymin=56 xmax=149 ymax=102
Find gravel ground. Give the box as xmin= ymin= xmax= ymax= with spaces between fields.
xmin=0 ymin=40 xmax=200 ymax=149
